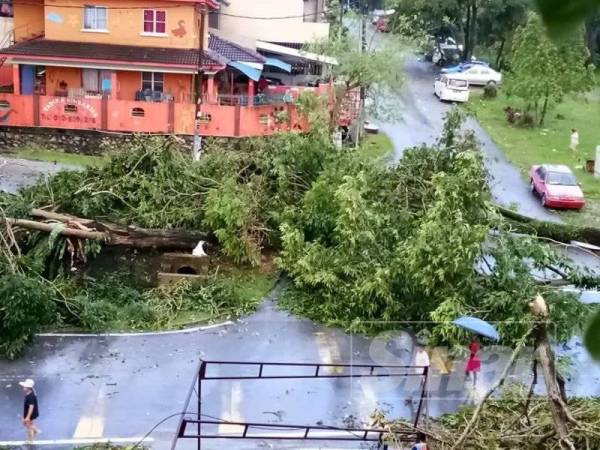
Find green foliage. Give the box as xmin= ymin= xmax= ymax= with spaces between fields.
xmin=584 ymin=309 xmax=600 ymax=361
xmin=507 ymin=12 xmax=596 ymax=125
xmin=278 ymin=109 xmax=592 ymax=346
xmin=0 ymin=273 xmax=57 ymax=358
xmin=482 ymin=82 xmax=498 ymax=98
xmin=12 ymin=131 xmax=336 ymax=264
xmin=536 ymin=0 xmax=600 ymax=35
xmin=308 ymin=33 xmax=406 ymax=121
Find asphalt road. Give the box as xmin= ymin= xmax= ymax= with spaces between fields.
xmin=0 ymin=157 xmax=77 ymax=194
xmin=1 ymin=275 xmax=599 ymax=449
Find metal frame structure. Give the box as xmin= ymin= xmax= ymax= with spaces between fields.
xmin=171 ymin=360 xmax=429 ymax=450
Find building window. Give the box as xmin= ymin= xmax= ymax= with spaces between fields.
xmin=142 ymin=72 xmax=164 ymax=92
xmin=208 ymin=11 xmax=219 ymax=29
xmin=143 ymin=10 xmax=166 ymax=34
xmin=84 ymin=6 xmax=108 ymax=30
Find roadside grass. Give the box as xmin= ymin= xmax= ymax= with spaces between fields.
xmin=52 ymin=253 xmax=279 ymax=334
xmin=165 ymin=264 xmax=278 ymax=328
xmin=469 ymin=90 xmax=600 ymax=227
xmin=360 ymin=132 xmax=394 ymax=162
xmin=1 ymin=144 xmax=106 ymax=167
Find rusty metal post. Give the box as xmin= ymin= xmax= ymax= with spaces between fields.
xmin=197 ymin=361 xmax=207 ymax=450
xmin=414 ymin=366 xmax=428 ymax=428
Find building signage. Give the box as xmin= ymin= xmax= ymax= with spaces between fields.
xmin=40 ymin=97 xmax=99 ymax=125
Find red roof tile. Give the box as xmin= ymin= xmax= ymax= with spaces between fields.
xmin=208 ymin=34 xmax=265 ymax=64
xmin=0 ymin=39 xmax=225 ymax=69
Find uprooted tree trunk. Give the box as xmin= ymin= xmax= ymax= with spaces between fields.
xmin=497 ymin=204 xmax=600 ymax=247
xmin=5 ymin=209 xmax=210 ymax=250
xmin=530 ymin=294 xmax=579 ymax=450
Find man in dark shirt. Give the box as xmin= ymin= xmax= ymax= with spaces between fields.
xmin=19 ymin=379 xmax=40 ymax=442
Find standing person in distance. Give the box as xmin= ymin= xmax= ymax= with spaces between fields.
xmin=411 ymin=432 xmax=428 ymax=450
xmin=20 ymin=379 xmax=40 ymax=442
xmin=464 ymin=336 xmax=482 ymax=387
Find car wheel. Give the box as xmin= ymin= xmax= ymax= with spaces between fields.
xmin=486 ymin=80 xmax=497 ymax=86
xmin=541 ymin=194 xmax=547 ymax=207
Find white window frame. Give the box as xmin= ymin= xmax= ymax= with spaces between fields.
xmin=141 ymin=72 xmax=164 ymax=93
xmin=82 ymin=5 xmax=108 ymax=32
xmin=141 ymin=9 xmax=167 ymax=36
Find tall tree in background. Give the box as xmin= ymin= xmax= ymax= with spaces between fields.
xmin=508 ymin=12 xmax=595 ymax=126
xmin=477 ymin=0 xmax=529 ymax=68
xmin=586 ymin=11 xmax=600 ymax=65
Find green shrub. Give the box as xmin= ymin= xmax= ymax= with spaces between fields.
xmin=483 ymin=83 xmax=498 ymax=99
xmin=0 ymin=274 xmax=57 ymax=358
xmin=78 ymin=298 xmax=119 ymax=331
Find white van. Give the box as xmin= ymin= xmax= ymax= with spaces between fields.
xmin=434 ymin=75 xmax=469 ymax=103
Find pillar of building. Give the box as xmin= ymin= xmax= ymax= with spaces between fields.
xmin=111 ymin=71 xmax=118 ymax=99
xmin=12 ymin=64 xmax=20 ymax=95
xmin=247 ymin=79 xmax=255 ymax=106
xmin=206 ymin=74 xmax=215 ymax=104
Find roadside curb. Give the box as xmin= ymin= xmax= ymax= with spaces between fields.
xmin=36 ymin=320 xmax=235 ymax=338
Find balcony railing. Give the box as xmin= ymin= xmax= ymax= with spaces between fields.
xmin=212 ymin=93 xmax=295 ymax=107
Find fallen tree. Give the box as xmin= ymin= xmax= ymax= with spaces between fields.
xmin=5 ymin=209 xmax=210 ymax=250
xmin=498 ymin=205 xmax=600 ymax=247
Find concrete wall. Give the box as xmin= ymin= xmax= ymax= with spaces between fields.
xmin=44 ymin=0 xmax=203 ymax=49
xmin=13 ymin=0 xmax=44 ymax=42
xmin=216 ymin=0 xmax=329 ymax=45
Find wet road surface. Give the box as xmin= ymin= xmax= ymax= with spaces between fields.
xmin=378 ymin=56 xmax=562 ymax=223
xmin=0 ymin=157 xmax=77 ymax=194
xmin=1 ymin=278 xmax=599 ymax=449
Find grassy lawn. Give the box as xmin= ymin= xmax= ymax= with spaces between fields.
xmin=360 ymin=132 xmax=394 ymax=162
xmin=469 ymin=90 xmax=600 ymax=227
xmin=1 ymin=144 xmax=106 ymax=167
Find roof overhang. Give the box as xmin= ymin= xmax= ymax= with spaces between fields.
xmin=228 ymin=61 xmax=261 ymax=81
xmin=256 ymin=41 xmax=337 ymax=65
xmin=264 ymin=57 xmax=291 ymax=73
xmin=3 ymin=55 xmax=224 ymax=74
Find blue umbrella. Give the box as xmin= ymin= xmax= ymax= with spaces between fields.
xmin=453 ymin=316 xmax=500 ymax=341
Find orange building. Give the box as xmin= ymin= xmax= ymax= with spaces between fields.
xmin=0 ymin=0 xmax=324 ymax=137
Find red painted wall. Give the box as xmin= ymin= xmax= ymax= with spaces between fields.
xmin=0 ymin=66 xmax=12 ymax=86
xmin=108 ymin=100 xmax=170 ymax=133
xmin=0 ymin=93 xmax=310 ymax=137
xmin=39 ymin=96 xmax=102 ymax=129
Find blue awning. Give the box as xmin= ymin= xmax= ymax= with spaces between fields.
xmin=228 ymin=61 xmax=262 ymax=81
xmin=264 ymin=57 xmax=292 ymax=73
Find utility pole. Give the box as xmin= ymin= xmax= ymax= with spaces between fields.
xmin=338 ymin=0 xmax=344 ymax=40
xmin=354 ymin=0 xmax=367 ymax=148
xmin=192 ymin=5 xmax=207 ymax=161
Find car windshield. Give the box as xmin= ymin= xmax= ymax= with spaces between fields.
xmin=449 ymin=79 xmax=467 ymax=87
xmin=546 ymin=171 xmax=577 ymax=186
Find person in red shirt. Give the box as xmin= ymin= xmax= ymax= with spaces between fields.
xmin=465 ymin=336 xmax=482 ymax=386
xmin=258 ymin=77 xmax=269 ymax=93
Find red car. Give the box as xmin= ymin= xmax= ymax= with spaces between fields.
xmin=530 ymin=164 xmax=585 ymax=209
xmin=376 ymin=17 xmax=390 ymax=32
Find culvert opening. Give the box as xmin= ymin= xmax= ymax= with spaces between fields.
xmin=177 ymin=266 xmax=198 ymax=275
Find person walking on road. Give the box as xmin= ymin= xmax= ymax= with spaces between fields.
xmin=570 ymin=128 xmax=579 ymax=152
xmin=464 ymin=337 xmax=482 ymax=387
xmin=20 ymin=379 xmax=40 ymax=442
